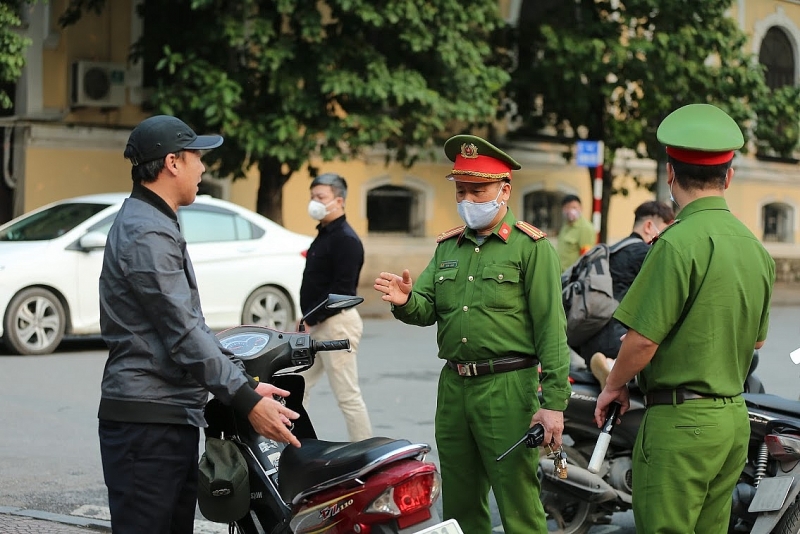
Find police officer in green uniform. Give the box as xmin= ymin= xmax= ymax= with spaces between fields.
xmin=374 ymin=135 xmax=571 ymax=534
xmin=594 ymin=104 xmax=776 ymax=534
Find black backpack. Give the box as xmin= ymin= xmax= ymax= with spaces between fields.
xmin=560 ymin=237 xmax=639 ymax=347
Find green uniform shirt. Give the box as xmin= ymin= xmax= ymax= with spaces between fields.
xmin=556 ymin=216 xmax=595 ymax=271
xmin=392 ymin=209 xmax=571 ymax=411
xmin=614 ymin=197 xmax=775 ymax=397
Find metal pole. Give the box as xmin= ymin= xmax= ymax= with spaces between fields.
xmin=592 ymin=164 xmax=602 ymax=243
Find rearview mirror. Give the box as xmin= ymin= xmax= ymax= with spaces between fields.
xmin=299 ymin=294 xmax=364 ymax=331
xmin=79 ymin=231 xmax=107 ymax=251
xmin=326 ymin=294 xmax=364 ymax=310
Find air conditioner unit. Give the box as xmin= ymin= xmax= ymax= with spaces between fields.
xmin=71 ymin=61 xmax=127 ymax=108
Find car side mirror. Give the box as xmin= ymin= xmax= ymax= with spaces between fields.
xmin=79 ymin=231 xmax=107 ymax=251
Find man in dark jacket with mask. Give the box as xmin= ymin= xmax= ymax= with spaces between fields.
xmin=300 ymin=172 xmax=372 ymax=441
xmin=374 ymin=135 xmax=570 ymax=533
xmin=98 ymin=115 xmax=300 ymax=534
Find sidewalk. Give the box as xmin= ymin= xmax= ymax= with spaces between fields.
xmin=0 ymin=506 xmax=228 ymax=533
xmin=0 ymin=507 xmax=110 ymax=533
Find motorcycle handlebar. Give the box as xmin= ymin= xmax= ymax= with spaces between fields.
xmin=312 ymin=339 xmax=351 ymax=352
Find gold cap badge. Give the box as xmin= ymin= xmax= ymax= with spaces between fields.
xmin=460 ymin=143 xmax=479 ymax=159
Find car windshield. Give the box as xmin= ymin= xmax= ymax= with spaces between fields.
xmin=0 ymin=203 xmax=110 ymax=241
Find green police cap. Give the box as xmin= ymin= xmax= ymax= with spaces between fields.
xmin=657 ymin=104 xmax=744 ymax=165
xmin=443 ymin=135 xmax=521 ymax=182
xmin=198 ymin=437 xmax=250 ymax=523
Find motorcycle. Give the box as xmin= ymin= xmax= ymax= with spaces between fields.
xmin=203 ymin=294 xmax=461 ymax=534
xmin=532 ymin=351 xmax=800 ymax=534
xmin=732 ymin=394 xmax=800 ymax=534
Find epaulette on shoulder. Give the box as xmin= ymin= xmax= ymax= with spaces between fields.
xmin=515 ymin=221 xmax=547 ymax=241
xmin=436 ymin=225 xmax=466 ymax=243
xmin=649 ymin=218 xmax=681 ymax=245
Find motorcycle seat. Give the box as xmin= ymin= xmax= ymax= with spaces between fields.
xmin=569 ymin=368 xmax=643 ymax=396
xmin=570 ymin=368 xmax=598 ymax=385
xmin=744 ymin=393 xmax=800 ymax=417
xmin=278 ymin=437 xmax=427 ymax=504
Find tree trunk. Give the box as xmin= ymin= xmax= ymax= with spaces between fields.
xmin=601 ymin=163 xmax=613 ymax=243
xmin=256 ymin=157 xmax=291 ymax=225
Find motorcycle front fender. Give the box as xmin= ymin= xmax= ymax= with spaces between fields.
xmin=539 ymin=459 xmax=630 ymax=505
xmin=748 ymin=463 xmax=800 ymax=534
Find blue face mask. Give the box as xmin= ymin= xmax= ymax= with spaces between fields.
xmin=457 ymin=186 xmax=505 ymax=230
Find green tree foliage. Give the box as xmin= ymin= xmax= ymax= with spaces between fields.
xmin=753 ymin=85 xmax=800 ymax=159
xmin=509 ymin=0 xmax=768 ymax=239
xmin=62 ymin=0 xmax=509 ymax=223
xmin=0 ymin=1 xmax=31 ymax=110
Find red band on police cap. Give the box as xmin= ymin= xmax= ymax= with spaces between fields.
xmin=451 ymin=154 xmax=512 ymax=180
xmin=666 ymin=146 xmax=734 ymax=165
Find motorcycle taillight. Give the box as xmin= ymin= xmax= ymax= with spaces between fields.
xmin=394 ymin=471 xmax=440 ymax=514
xmin=365 ymin=470 xmax=442 ymax=517
xmin=765 ymin=433 xmax=800 ymax=461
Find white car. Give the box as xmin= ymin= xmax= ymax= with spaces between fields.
xmin=0 ymin=193 xmax=313 ymax=355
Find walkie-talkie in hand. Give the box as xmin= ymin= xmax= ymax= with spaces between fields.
xmin=588 ymin=401 xmax=621 ymax=474
xmin=496 ymin=423 xmax=545 ymax=462
xmin=496 ymin=424 xmax=569 ymax=479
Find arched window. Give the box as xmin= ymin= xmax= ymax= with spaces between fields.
xmin=366 ymin=185 xmax=424 ymax=236
xmin=759 ymin=27 xmax=795 ymax=90
xmin=523 ymin=190 xmax=562 ymax=236
xmin=762 ymin=202 xmax=794 ymax=243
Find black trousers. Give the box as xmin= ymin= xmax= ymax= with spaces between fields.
xmin=578 ymin=318 xmax=628 ymax=365
xmin=99 ymin=420 xmax=199 ymax=534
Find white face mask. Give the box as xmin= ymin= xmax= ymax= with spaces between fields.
xmin=563 ymin=208 xmax=581 ymax=223
xmin=457 ymin=186 xmax=505 ymax=230
xmin=308 ymin=199 xmax=334 ymax=221
xmin=648 ymin=222 xmax=661 ymax=243
xmin=669 ymin=181 xmax=679 ymax=210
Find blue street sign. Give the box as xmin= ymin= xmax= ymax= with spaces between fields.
xmin=576 ymin=140 xmax=604 ymax=167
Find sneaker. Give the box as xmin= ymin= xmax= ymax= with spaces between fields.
xmin=590 ymin=352 xmax=611 ymax=389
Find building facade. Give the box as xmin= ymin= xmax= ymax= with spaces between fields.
xmin=2 ymin=0 xmax=800 ymax=274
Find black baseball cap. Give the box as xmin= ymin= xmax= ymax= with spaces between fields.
xmin=124 ymin=115 xmax=223 ymax=166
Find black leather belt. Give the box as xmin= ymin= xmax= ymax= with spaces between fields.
xmin=445 ymin=357 xmax=536 ymax=377
xmin=645 ymin=387 xmax=731 ymax=407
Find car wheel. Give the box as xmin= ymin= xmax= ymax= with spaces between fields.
xmin=242 ymin=286 xmax=294 ymax=330
xmin=3 ymin=287 xmax=66 ymax=355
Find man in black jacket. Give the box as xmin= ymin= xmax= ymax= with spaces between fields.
xmin=300 ymin=173 xmax=372 ymax=441
xmin=99 ymin=115 xmax=300 ymax=534
xmin=583 ymin=201 xmax=674 ymax=387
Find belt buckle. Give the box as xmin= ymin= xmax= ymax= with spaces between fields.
xmin=456 ymin=362 xmax=478 ymax=377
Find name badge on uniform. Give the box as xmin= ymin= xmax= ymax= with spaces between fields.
xmin=439 ymin=260 xmax=458 ymax=269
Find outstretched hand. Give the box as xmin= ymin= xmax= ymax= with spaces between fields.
xmin=374 ymin=270 xmax=413 ymax=306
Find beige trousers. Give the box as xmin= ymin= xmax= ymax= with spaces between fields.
xmin=301 ymin=308 xmax=372 ymax=441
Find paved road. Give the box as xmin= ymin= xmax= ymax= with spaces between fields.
xmin=1 ymin=306 xmax=799 ymax=533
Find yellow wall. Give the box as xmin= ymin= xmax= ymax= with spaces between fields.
xmin=741 ymin=1 xmax=800 ymax=33
xmin=24 ymin=145 xmax=131 ymax=210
